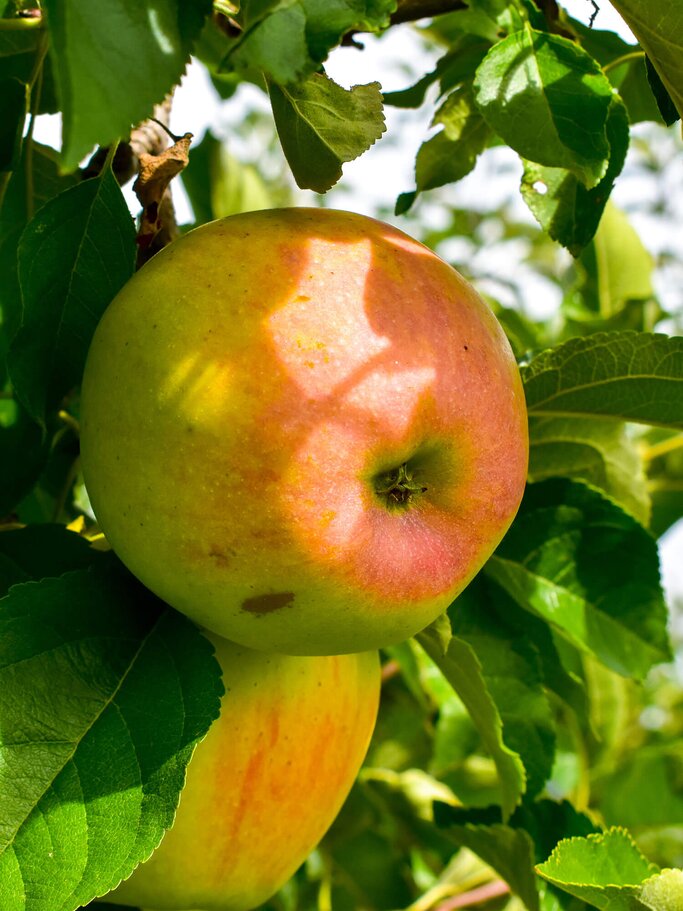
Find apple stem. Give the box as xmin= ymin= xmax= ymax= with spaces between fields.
xmin=375 ymin=463 xmax=427 ymax=508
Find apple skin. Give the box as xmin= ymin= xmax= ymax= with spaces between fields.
xmin=80 ymin=208 xmax=528 ymax=655
xmin=104 ymin=635 xmax=380 ymax=911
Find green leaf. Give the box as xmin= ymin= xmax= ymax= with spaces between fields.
xmin=7 ymin=165 xmax=136 ymax=426
xmin=566 ymin=19 xmax=662 ymax=126
xmin=447 ymin=577 xmax=556 ymax=800
xmin=0 ymin=398 xmax=49 ymax=517
xmin=595 ymin=744 xmax=683 ymax=833
xmin=222 ymin=0 xmax=396 ymax=85
xmin=486 ymin=479 xmax=672 ymax=679
xmin=537 ymin=828 xmax=659 ymax=910
xmin=521 ymin=332 xmax=683 ymax=429
xmin=528 ymin=416 xmax=650 ymax=526
xmin=473 ymin=26 xmax=613 ymax=188
xmin=384 ymin=38 xmax=490 ymax=109
xmin=645 ymin=57 xmax=680 ymax=125
xmin=640 ymin=869 xmax=683 ymax=911
xmin=644 ymin=429 xmax=683 ymax=537
xmin=520 ymin=98 xmax=629 ymax=255
xmin=269 ymin=73 xmax=385 ymax=193
xmin=402 ymin=86 xmax=490 ymax=212
xmin=591 ymin=204 xmax=655 ymax=313
xmin=497 ymin=600 xmax=590 ymax=731
xmin=0 ymin=562 xmax=223 ymax=911
xmin=433 ymin=0 xmax=531 ymax=43
xmin=43 ymin=0 xmax=212 ymax=171
xmin=0 ymin=523 xmax=102 ymax=597
xmin=609 ymin=1 xmax=683 ymax=120
xmin=434 ymin=800 xmax=599 ymax=911
xmin=435 ymin=812 xmax=540 ymax=911
xmin=0 ymin=25 xmax=42 ymax=61
xmin=514 ymin=799 xmax=600 ymax=863
xmin=0 ymin=141 xmax=78 ymax=358
xmin=417 ymin=619 xmax=527 ymax=820
xmin=0 ymin=77 xmax=28 ymax=172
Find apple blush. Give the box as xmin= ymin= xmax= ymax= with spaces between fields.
xmin=80 ymin=208 xmax=529 ymax=655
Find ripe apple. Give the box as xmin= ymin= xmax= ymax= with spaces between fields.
xmin=80 ymin=208 xmax=528 ymax=655
xmin=103 ymin=634 xmax=380 ymax=911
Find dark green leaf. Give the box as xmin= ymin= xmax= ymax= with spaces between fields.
xmin=0 ymin=26 xmax=43 ymax=61
xmin=431 ymin=0 xmax=531 ymax=43
xmin=384 ymin=39 xmax=490 ymax=109
xmin=269 ymin=73 xmax=385 ymax=193
xmin=609 ymin=0 xmax=683 ymax=120
xmin=0 ymin=77 xmax=27 ymax=171
xmin=222 ymin=0 xmax=395 ymax=85
xmin=644 ymin=429 xmax=683 ymax=537
xmin=417 ymin=618 xmax=527 ymax=820
xmin=521 ymin=332 xmax=683 ymax=429
xmin=447 ymin=577 xmax=556 ymax=800
xmin=395 ymin=190 xmax=416 ymax=215
xmin=568 ymin=17 xmax=634 ymax=67
xmin=7 ymin=166 xmax=136 ymax=425
xmin=0 ymin=398 xmax=49 ymax=517
xmin=595 ymin=744 xmax=683 ymax=832
xmin=528 ymin=416 xmax=650 ymax=525
xmin=645 ymin=56 xmax=680 ymax=125
xmin=433 ymin=805 xmax=540 ymax=911
xmin=0 ymin=523 xmax=103 ymax=597
xmin=619 ymin=58 xmax=668 ymax=125
xmin=43 ymin=0 xmax=212 ymax=171
xmin=0 ymin=562 xmax=223 ymax=911
xmin=565 ymin=20 xmax=661 ymax=125
xmin=0 ymin=141 xmax=78 ymax=359
xmin=410 ymin=86 xmax=490 ymax=202
xmin=465 ymin=577 xmax=591 ymax=742
xmin=537 ymin=828 xmax=658 ymax=910
xmin=520 ymin=97 xmax=629 ymax=255
xmin=486 ymin=479 xmax=672 ymax=679
xmin=474 ymin=26 xmax=613 ymax=188
xmin=514 ymin=800 xmax=600 ymax=863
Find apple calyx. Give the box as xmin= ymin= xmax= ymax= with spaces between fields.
xmin=374 ymin=463 xmax=428 ymax=509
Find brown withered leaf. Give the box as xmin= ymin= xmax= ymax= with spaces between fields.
xmin=133 ymin=132 xmax=192 ymax=255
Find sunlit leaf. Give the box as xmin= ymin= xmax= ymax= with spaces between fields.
xmin=0 ymin=562 xmax=223 ymax=911
xmin=269 ymin=73 xmax=385 ymax=192
xmin=43 ymin=0 xmax=211 ymax=171
xmin=486 ymin=479 xmax=671 ymax=679
xmin=474 ymin=26 xmax=613 ymax=188
xmin=522 ymin=332 xmax=683 ymax=429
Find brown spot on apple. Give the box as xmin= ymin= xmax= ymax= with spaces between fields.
xmin=241 ymin=592 xmax=295 ymax=615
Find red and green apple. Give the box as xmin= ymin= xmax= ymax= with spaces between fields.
xmin=80 ymin=208 xmax=528 ymax=654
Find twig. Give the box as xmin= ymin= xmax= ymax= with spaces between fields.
xmin=389 ymin=0 xmax=467 ymax=26
xmin=80 ymin=96 xmax=174 ymax=186
xmin=434 ymin=879 xmax=510 ymax=910
xmin=381 ymin=658 xmax=401 ymax=683
xmin=81 ymin=96 xmax=189 ymax=267
xmin=345 ymin=0 xmax=469 ymax=46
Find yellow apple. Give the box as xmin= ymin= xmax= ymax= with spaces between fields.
xmin=103 ymin=635 xmax=380 ymax=911
xmin=80 ymin=208 xmax=528 ymax=655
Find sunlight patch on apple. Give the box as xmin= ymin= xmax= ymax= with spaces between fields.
xmin=342 ymin=366 xmax=436 ymax=434
xmin=158 ymin=355 xmax=233 ymax=429
xmin=266 ymin=238 xmax=391 ymax=399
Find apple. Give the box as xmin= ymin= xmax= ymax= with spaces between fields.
xmin=80 ymin=208 xmax=528 ymax=655
xmin=103 ymin=634 xmax=380 ymax=911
